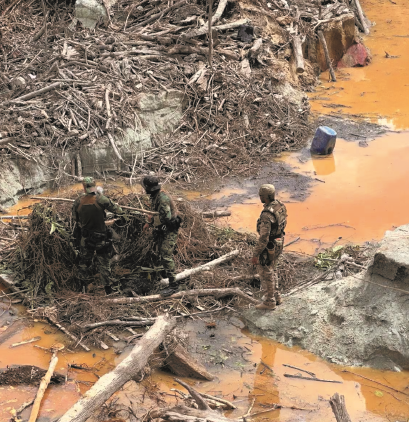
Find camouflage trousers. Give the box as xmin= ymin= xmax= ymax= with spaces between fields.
xmin=78 ymin=236 xmax=111 ymax=287
xmin=257 ymin=238 xmax=283 ymax=303
xmin=158 ymin=231 xmax=178 ymax=282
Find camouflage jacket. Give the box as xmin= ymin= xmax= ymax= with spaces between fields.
xmin=150 ymin=190 xmax=177 ymax=227
xmin=253 ymin=208 xmax=276 ymax=258
xmin=72 ymin=193 xmax=123 ymax=233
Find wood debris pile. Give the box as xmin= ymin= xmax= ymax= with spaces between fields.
xmin=0 ymin=0 xmax=368 ymax=181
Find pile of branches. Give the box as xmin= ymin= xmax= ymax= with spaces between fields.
xmin=0 ymin=0 xmax=322 ymax=183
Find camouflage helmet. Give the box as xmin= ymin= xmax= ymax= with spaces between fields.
xmin=141 ymin=175 xmax=161 ymax=193
xmin=82 ymin=176 xmax=96 ymax=194
xmin=259 ymin=184 xmax=275 ymax=201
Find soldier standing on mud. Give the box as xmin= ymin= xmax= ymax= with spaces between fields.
xmin=72 ymin=177 xmax=124 ymax=295
xmin=251 ymin=184 xmax=287 ymax=310
xmin=142 ymin=176 xmax=182 ymax=297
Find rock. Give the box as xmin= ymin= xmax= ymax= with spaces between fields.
xmin=0 ymin=157 xmax=51 ymax=208
xmin=338 ymin=43 xmax=371 ymax=68
xmin=359 ymin=140 xmax=369 ymax=147
xmin=371 ymin=224 xmax=409 ymax=282
xmin=242 ymin=224 xmax=409 ymax=370
xmin=75 ymin=0 xmax=118 ymax=29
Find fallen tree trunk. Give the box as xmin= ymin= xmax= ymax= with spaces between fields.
xmin=104 ymin=287 xmax=259 ymax=305
xmin=202 ymin=210 xmax=231 ymax=218
xmin=291 ymin=35 xmax=305 ymax=74
xmin=329 ymin=393 xmax=352 ymax=422
xmin=59 ymin=315 xmax=176 ymax=422
xmin=318 ymin=31 xmax=336 ymax=82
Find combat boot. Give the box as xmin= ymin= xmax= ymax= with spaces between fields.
xmin=274 ymin=292 xmax=283 ymax=305
xmin=255 ymin=299 xmax=276 ymax=310
xmin=160 ymin=277 xmax=178 ymax=297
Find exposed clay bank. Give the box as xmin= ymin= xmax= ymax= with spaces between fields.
xmin=311 ymin=0 xmax=409 ymax=129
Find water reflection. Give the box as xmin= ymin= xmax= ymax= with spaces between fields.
xmin=312 ymin=154 xmax=336 ymax=176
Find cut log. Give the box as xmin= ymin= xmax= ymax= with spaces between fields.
xmin=160 ymin=249 xmax=240 ymax=286
xmin=291 ymin=35 xmax=305 ymax=74
xmin=202 ymin=210 xmax=231 ymax=218
xmin=104 ymin=286 xmax=259 ymax=305
xmin=353 ymin=0 xmax=369 ymax=35
xmin=317 ymin=30 xmax=336 ymax=82
xmin=330 ymin=393 xmax=352 ymax=422
xmin=164 ymin=343 xmax=214 ymax=381
xmin=59 ymin=316 xmax=176 ymax=422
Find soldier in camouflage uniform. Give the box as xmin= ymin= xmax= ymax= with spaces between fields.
xmin=72 ymin=177 xmax=124 ymax=294
xmin=142 ymin=176 xmax=182 ymax=297
xmin=251 ymin=184 xmax=287 ymax=310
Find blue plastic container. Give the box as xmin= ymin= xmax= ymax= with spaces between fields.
xmin=310 ymin=126 xmax=337 ymax=155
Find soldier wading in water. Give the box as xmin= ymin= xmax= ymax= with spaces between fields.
xmin=72 ymin=177 xmax=124 ymax=294
xmin=252 ymin=184 xmax=287 ymax=310
xmin=142 ymin=176 xmax=182 ymax=297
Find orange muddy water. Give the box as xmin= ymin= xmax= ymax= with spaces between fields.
xmin=311 ymin=0 xmax=409 ymax=130
xmin=223 ymin=132 xmax=409 ymax=254
xmin=2 ymin=0 xmax=409 ymax=419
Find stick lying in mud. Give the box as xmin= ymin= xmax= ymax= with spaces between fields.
xmin=284 ymin=373 xmax=342 ymax=383
xmin=342 ymin=370 xmax=409 ymax=397
xmin=10 ymin=336 xmax=41 ymax=348
xmin=283 ymin=364 xmax=316 ymax=378
xmin=28 ymin=344 xmax=64 ymax=422
xmin=46 ymin=315 xmax=90 ymax=352
xmin=59 ymin=315 xmax=176 ymax=422
xmin=330 ymin=393 xmax=352 ymax=422
xmin=318 ymin=31 xmax=336 ymax=82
